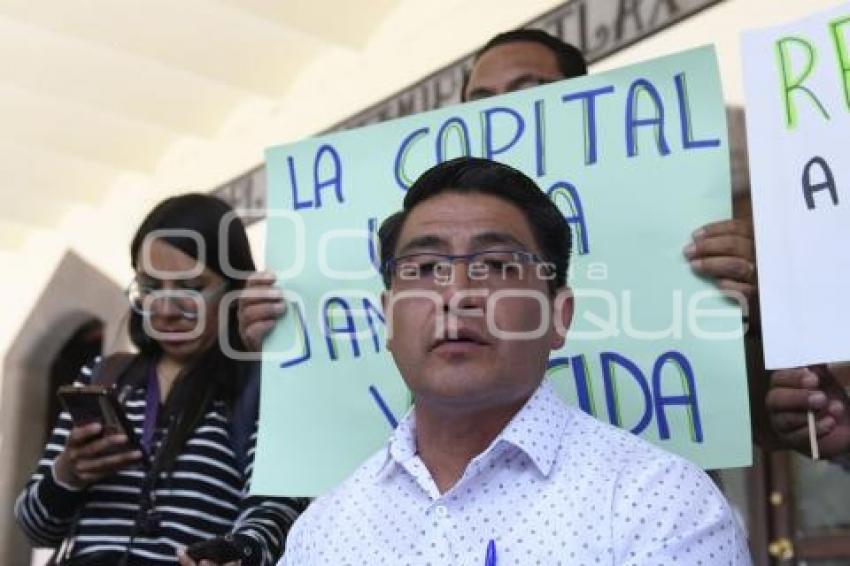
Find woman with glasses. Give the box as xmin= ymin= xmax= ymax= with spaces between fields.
xmin=15 ymin=193 xmax=306 ymax=565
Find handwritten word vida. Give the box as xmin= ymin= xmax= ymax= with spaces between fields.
xmin=277 ymin=295 xmax=703 ymax=445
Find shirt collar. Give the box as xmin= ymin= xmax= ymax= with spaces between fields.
xmin=497 ymin=380 xmax=569 ymax=478
xmin=374 ymin=380 xmax=569 ymax=482
xmin=374 ymin=406 xmax=417 ymax=483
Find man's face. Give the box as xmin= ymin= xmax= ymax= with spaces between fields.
xmin=382 ymin=192 xmax=573 ymax=413
xmin=464 ymin=41 xmax=565 ymax=101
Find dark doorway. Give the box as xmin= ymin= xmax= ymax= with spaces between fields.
xmin=44 ymin=319 xmax=104 ymax=442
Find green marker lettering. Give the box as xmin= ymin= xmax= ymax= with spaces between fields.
xmin=830 ymin=16 xmax=850 ymax=111
xmin=775 ymin=36 xmax=830 ymax=128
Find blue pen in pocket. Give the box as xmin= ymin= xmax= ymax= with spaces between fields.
xmin=485 ymin=539 xmax=497 ymax=566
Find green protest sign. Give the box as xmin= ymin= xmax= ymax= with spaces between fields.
xmin=253 ymin=45 xmax=750 ymax=496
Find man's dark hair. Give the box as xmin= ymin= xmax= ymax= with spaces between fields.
xmin=461 ymin=28 xmax=587 ymax=101
xmin=378 ymin=157 xmax=571 ymax=293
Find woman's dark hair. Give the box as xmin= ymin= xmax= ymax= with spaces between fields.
xmin=128 ymin=193 xmax=255 ymax=473
xmin=378 ymin=157 xmax=571 ymax=293
xmin=461 ymin=29 xmax=588 ymax=102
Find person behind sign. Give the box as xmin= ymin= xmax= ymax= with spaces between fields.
xmin=277 ymin=156 xmax=749 ymax=564
xmin=14 ymin=193 xmax=306 ymax=566
xmin=460 ymin=28 xmax=758 ymax=302
xmin=237 ymin=28 xmax=758 ymax=361
xmin=459 ymin=28 xmax=776 ymax=449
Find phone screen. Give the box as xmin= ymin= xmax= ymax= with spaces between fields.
xmin=57 ymin=386 xmax=141 ymax=451
xmin=60 ymin=389 xmax=107 ymax=425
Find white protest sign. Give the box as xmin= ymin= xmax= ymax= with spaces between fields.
xmin=742 ymin=2 xmax=850 ymax=368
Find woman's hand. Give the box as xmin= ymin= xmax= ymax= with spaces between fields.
xmin=53 ymin=422 xmax=143 ymax=490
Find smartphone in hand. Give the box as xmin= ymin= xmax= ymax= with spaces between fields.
xmin=187 ymin=534 xmax=255 ymax=564
xmin=57 ymin=385 xmax=143 ymax=455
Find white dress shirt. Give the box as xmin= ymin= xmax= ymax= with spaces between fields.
xmin=281 ymin=380 xmax=751 ymax=565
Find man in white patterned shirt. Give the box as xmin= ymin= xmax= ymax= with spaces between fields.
xmin=280 ymin=157 xmax=751 ymax=565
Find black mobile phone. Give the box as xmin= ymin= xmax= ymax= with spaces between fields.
xmin=187 ymin=535 xmax=255 ymax=564
xmin=57 ymin=385 xmax=141 ymax=452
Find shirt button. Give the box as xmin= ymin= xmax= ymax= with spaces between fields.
xmin=435 ymin=505 xmax=449 ymax=518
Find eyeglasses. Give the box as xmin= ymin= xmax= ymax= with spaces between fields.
xmin=382 ymin=250 xmax=553 ymax=288
xmin=126 ymin=279 xmax=228 ymax=320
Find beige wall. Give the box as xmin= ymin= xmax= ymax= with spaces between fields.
xmin=0 ymin=252 xmax=127 ymax=565
xmin=594 ymin=0 xmax=847 ymax=102
xmin=0 ymin=0 xmax=568 ymax=367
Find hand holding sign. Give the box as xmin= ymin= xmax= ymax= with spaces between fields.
xmin=684 ymin=218 xmax=757 ymax=301
xmin=766 ymin=366 xmax=850 ymax=459
xmin=238 ymin=272 xmax=286 ymax=352
xmin=742 ymin=3 xmax=850 ymax=368
xmin=742 ymin=1 xmax=850 ymax=460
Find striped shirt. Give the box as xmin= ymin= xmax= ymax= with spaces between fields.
xmin=15 ymin=378 xmax=307 ymax=565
